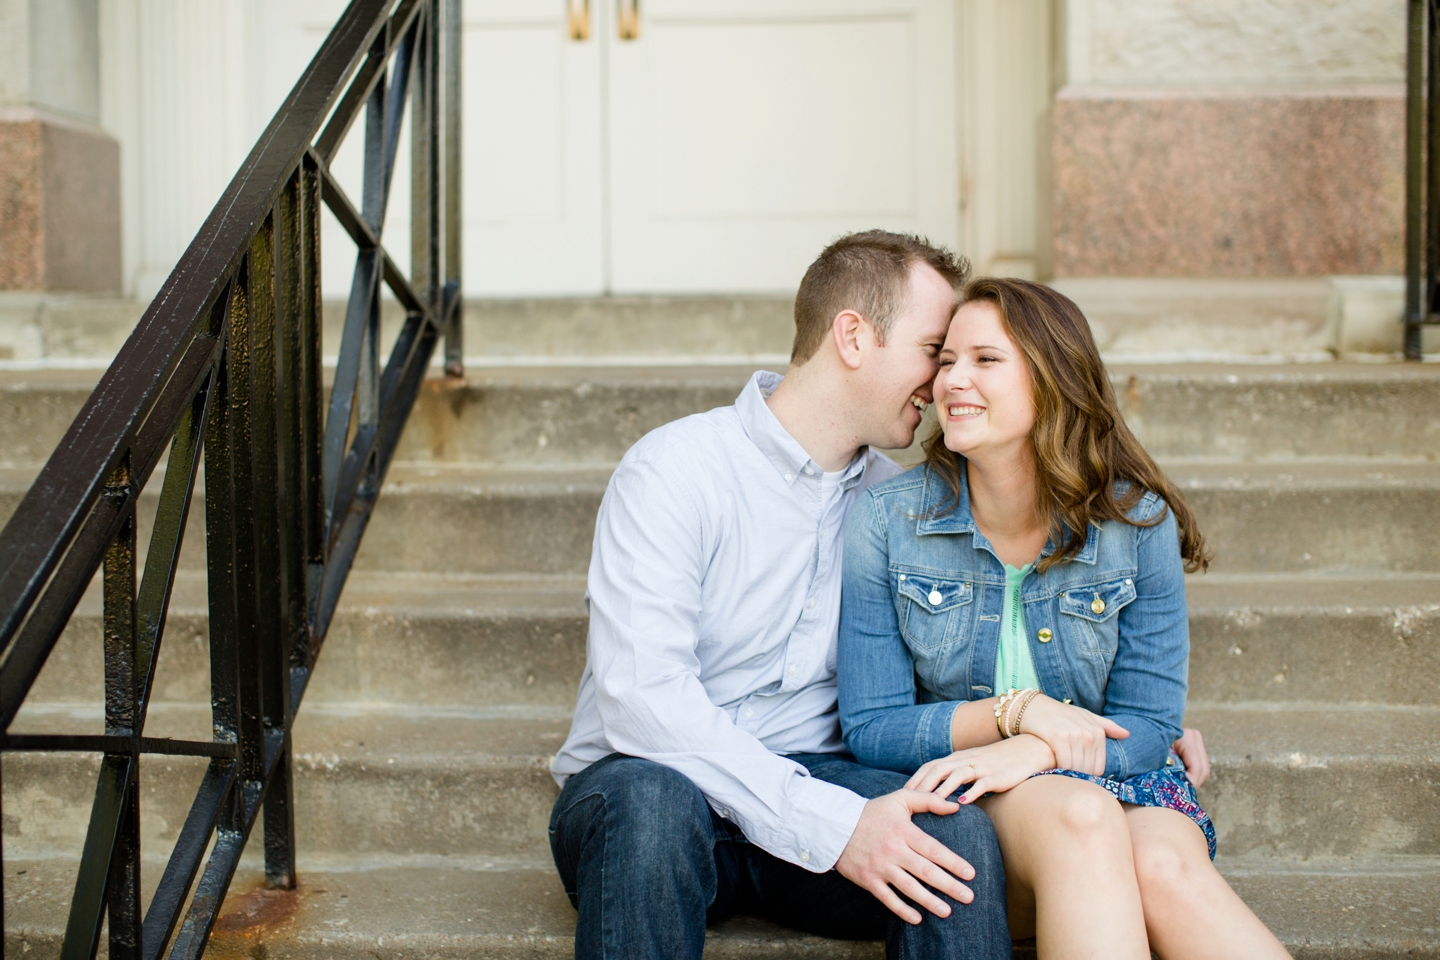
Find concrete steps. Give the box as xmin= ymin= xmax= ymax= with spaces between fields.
xmin=6 ymin=702 xmax=1437 ymax=862
xmin=5 ymin=858 xmax=1438 ymax=960
xmin=2 ymin=360 xmax=1438 ymax=957
xmin=5 ymin=460 xmax=1440 ymax=577
xmin=6 ymin=364 xmax=1440 ymax=469
xmin=24 ymin=572 xmax=1440 ymax=708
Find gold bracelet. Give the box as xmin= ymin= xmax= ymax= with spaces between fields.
xmin=1002 ymin=687 xmax=1034 ymax=738
xmin=1011 ymin=689 xmax=1042 ymax=738
xmin=994 ymin=689 xmax=1021 ymax=738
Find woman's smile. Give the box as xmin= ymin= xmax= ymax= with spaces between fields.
xmin=934 ymin=299 xmax=1036 ymax=459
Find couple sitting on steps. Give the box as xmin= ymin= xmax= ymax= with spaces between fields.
xmin=548 ymin=231 xmax=1292 ymax=960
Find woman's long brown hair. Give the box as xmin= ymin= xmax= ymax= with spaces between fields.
xmin=922 ymin=277 xmax=1212 ymax=574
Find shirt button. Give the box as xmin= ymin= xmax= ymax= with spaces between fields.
xmin=1125 ymin=579 xmax=1133 ymax=585
xmin=928 ymin=589 xmax=943 ymax=605
xmin=784 ymin=473 xmax=794 ymax=482
xmin=799 ymin=850 xmax=810 ymax=863
xmin=744 ymin=707 xmax=754 ymax=719
xmin=804 ymin=466 xmax=814 ymax=475
xmin=898 ymin=574 xmax=906 ymax=581
xmin=788 ymin=666 xmax=797 ymax=676
xmin=806 ymin=598 xmax=815 ymax=609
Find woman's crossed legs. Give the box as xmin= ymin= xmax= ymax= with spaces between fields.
xmin=978 ymin=775 xmax=1290 ymax=960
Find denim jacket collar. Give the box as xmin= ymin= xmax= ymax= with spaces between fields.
xmin=913 ymin=462 xmax=1100 ymax=565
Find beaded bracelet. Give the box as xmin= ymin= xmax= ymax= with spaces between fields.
xmin=1010 ymin=688 xmax=1042 ymax=738
xmin=994 ymin=689 xmax=1023 ymax=738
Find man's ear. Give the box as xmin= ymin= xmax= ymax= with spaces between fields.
xmin=831 ymin=309 xmax=870 ymax=371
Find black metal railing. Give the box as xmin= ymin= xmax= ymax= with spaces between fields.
xmin=0 ymin=1 xmax=460 ymax=957
xmin=1405 ymin=0 xmax=1440 ymax=359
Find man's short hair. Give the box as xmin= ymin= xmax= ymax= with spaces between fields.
xmin=790 ymin=230 xmax=970 ymax=364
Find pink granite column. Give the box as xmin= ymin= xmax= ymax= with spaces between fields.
xmin=0 ymin=111 xmax=121 ymax=292
xmin=1050 ymin=92 xmax=1403 ymax=277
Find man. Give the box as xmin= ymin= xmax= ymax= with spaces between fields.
xmin=549 ymin=231 xmax=1012 ymax=960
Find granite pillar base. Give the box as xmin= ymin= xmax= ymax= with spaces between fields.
xmin=0 ymin=111 xmax=121 ymax=292
xmin=1051 ymin=90 xmax=1403 ymax=277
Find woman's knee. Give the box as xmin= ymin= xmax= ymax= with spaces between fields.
xmin=1047 ymin=779 xmax=1128 ymax=840
xmin=1131 ymin=820 xmax=1213 ymax=904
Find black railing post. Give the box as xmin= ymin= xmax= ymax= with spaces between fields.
xmin=1407 ymin=0 xmax=1425 ymax=360
xmin=0 ymin=1 xmax=460 ymax=955
xmin=1405 ymin=0 xmax=1440 ymax=359
xmin=102 ymin=463 xmax=141 ymax=960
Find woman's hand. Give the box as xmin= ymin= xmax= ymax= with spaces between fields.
xmin=1016 ymin=695 xmax=1129 ymax=776
xmin=905 ymin=735 xmax=1057 ymax=805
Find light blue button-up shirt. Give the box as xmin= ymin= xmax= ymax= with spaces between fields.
xmin=552 ymin=371 xmax=903 ymax=872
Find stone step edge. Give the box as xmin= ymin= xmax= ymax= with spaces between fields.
xmin=5 ymin=857 xmax=1437 ymax=959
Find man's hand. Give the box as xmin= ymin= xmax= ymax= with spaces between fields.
xmin=835 ymin=790 xmax=976 ymax=925
xmin=1174 ymin=727 xmax=1210 ymax=787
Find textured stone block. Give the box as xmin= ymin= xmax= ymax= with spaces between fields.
xmin=1052 ymin=92 xmax=1403 ymax=277
xmin=0 ymin=113 xmax=120 ymax=292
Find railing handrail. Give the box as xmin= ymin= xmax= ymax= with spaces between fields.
xmin=0 ymin=1 xmax=386 ymax=639
xmin=0 ymin=0 xmax=460 ymax=956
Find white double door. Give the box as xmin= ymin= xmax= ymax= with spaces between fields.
xmin=278 ymin=0 xmax=959 ymax=296
xmin=469 ymin=0 xmax=958 ymax=296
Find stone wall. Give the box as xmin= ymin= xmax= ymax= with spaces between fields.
xmin=1052 ymin=0 xmax=1405 ymax=277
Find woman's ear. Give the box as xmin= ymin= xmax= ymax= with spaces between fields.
xmin=831 ymin=309 xmax=869 ymax=370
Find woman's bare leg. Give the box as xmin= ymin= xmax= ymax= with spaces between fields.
xmin=1125 ymin=806 xmax=1291 ymax=960
xmin=978 ymin=776 xmax=1149 ymax=960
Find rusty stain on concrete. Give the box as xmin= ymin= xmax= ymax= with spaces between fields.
xmin=208 ymin=878 xmax=312 ymax=956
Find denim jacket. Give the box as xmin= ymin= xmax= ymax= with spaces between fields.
xmin=838 ymin=463 xmax=1188 ymax=780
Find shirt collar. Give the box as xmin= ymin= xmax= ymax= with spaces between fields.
xmin=735 ymin=371 xmax=868 ymax=488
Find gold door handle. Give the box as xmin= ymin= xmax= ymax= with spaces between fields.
xmin=617 ymin=0 xmax=639 ymax=39
xmin=567 ymin=0 xmax=590 ymax=40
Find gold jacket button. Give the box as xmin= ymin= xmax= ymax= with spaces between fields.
xmin=1038 ymin=628 xmax=1053 ymax=642
xmin=1091 ymin=596 xmax=1106 ymax=615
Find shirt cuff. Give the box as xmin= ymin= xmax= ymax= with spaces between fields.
xmin=785 ymin=775 xmax=869 ymax=873
xmin=916 ymin=701 xmax=960 ymax=766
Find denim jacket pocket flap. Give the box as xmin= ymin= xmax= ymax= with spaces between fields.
xmin=896 ymin=575 xmax=973 ymax=614
xmin=1058 ymin=578 xmax=1136 ymax=624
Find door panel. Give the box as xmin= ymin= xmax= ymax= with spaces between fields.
xmin=464 ymin=0 xmax=604 ymax=295
xmin=607 ymin=0 xmax=957 ymax=294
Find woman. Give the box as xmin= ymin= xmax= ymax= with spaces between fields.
xmin=837 ymin=278 xmax=1289 ymax=959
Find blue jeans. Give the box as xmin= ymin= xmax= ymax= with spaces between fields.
xmin=548 ymin=752 xmax=1010 ymax=960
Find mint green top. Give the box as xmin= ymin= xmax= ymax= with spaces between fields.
xmin=994 ymin=562 xmax=1041 ymax=694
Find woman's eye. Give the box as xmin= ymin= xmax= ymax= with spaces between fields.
xmin=937 ymin=359 xmax=954 ymax=368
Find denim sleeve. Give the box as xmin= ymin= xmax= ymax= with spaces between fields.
xmin=1103 ymin=504 xmax=1188 ymax=778
xmin=838 ymin=494 xmax=959 ymax=775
